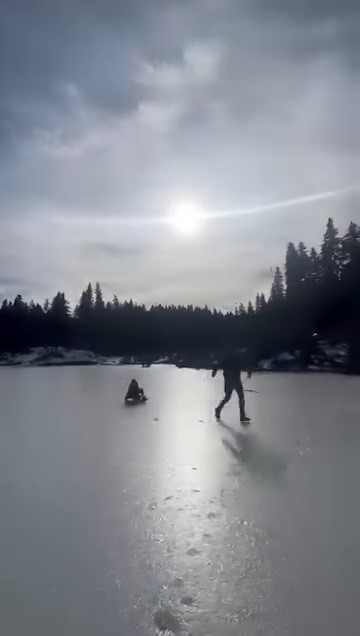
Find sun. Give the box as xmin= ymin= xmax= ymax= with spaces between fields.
xmin=168 ymin=201 xmax=203 ymax=235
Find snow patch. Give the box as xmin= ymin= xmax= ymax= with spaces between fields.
xmin=0 ymin=347 xmax=101 ymax=367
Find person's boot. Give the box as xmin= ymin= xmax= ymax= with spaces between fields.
xmin=215 ymin=406 xmax=221 ymax=420
xmin=240 ymin=413 xmax=251 ymax=425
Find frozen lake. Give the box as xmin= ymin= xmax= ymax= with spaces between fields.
xmin=0 ymin=366 xmax=359 ymax=635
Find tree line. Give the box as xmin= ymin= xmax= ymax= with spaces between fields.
xmin=0 ymin=217 xmax=359 ymax=371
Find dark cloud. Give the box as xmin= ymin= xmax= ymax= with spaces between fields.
xmin=0 ymin=1 xmax=138 ymax=131
xmin=247 ymin=0 xmax=360 ymax=67
xmin=249 ymin=0 xmax=360 ymax=21
xmin=0 ymin=0 xmax=198 ymax=138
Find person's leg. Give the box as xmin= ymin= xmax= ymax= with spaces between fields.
xmin=235 ymin=381 xmax=250 ymax=421
xmin=215 ymin=381 xmax=233 ymax=418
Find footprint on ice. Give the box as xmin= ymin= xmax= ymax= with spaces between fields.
xmin=164 ymin=495 xmax=174 ymax=501
xmin=148 ymin=501 xmax=158 ymax=510
xmin=187 ymin=547 xmax=200 ymax=557
xmin=153 ymin=608 xmax=182 ymax=634
xmin=181 ymin=595 xmax=195 ymax=606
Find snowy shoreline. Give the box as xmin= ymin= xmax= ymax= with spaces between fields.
xmin=0 ymin=347 xmax=173 ymax=368
xmin=0 ymin=342 xmax=350 ymax=373
xmin=0 ymin=347 xmax=119 ymax=367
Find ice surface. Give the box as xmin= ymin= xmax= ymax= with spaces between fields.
xmin=0 ymin=366 xmax=359 ymax=635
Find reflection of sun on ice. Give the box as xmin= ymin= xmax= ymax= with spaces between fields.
xmin=168 ymin=201 xmax=203 ymax=235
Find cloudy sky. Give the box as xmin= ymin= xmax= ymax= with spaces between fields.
xmin=0 ymin=0 xmax=359 ymax=309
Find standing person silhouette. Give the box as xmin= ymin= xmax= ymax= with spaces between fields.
xmin=212 ymin=352 xmax=252 ymax=423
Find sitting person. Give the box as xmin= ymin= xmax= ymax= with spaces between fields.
xmin=125 ymin=379 xmax=146 ymax=402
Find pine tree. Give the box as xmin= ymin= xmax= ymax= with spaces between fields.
xmin=86 ymin=283 xmax=94 ymax=308
xmin=321 ymin=218 xmax=341 ymax=283
xmin=46 ymin=293 xmax=70 ymax=349
xmin=238 ymin=303 xmax=247 ymax=316
xmin=75 ymin=283 xmax=94 ymax=319
xmin=341 ymin=222 xmax=360 ymax=284
xmin=247 ymin=301 xmax=255 ymax=316
xmin=255 ymin=294 xmax=261 ymax=313
xmin=306 ymin=247 xmax=321 ymax=285
xmin=50 ymin=292 xmax=70 ymax=319
xmin=340 ymin=222 xmax=360 ymax=371
xmin=310 ymin=247 xmax=318 ymax=262
xmin=43 ymin=298 xmax=50 ymax=313
xmin=285 ymin=242 xmax=298 ymax=296
xmin=297 ymin=242 xmax=310 ymax=282
xmin=13 ymin=294 xmax=27 ymax=313
xmin=31 ymin=302 xmax=44 ymax=317
xmin=269 ymin=267 xmax=285 ymax=302
xmin=95 ymin=282 xmax=105 ymax=312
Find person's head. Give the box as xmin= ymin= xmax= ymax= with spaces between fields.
xmin=129 ymin=379 xmax=139 ymax=389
